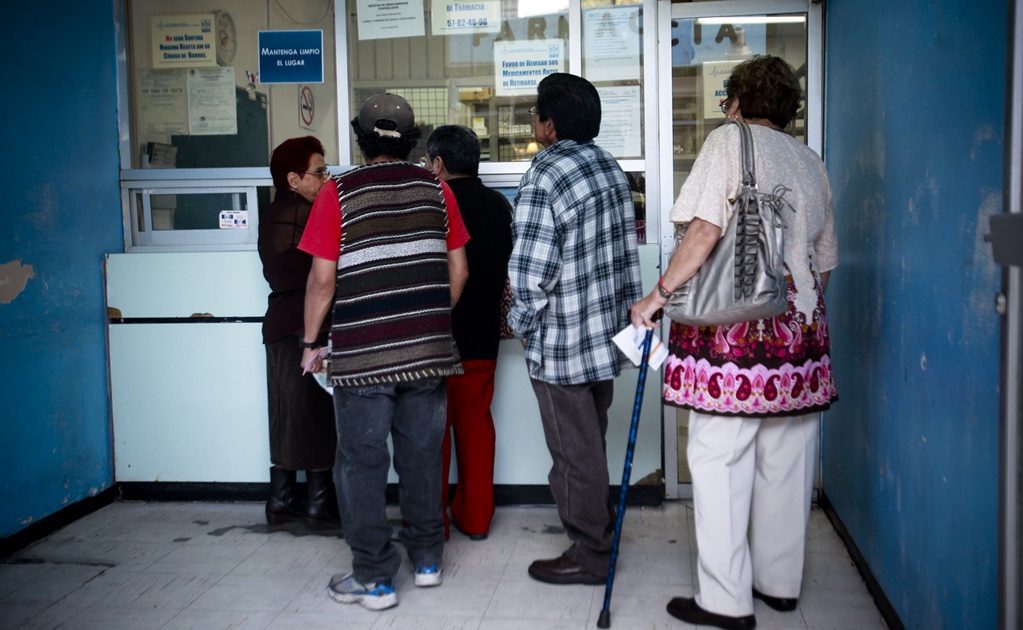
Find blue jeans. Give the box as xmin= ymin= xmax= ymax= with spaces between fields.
xmin=332 ymin=377 xmax=446 ymax=584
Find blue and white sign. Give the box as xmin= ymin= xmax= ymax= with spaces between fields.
xmin=494 ymin=39 xmax=565 ymax=97
xmin=258 ymin=30 xmax=324 ymax=84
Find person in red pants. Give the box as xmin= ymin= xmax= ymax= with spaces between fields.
xmin=425 ymin=125 xmax=513 ymax=540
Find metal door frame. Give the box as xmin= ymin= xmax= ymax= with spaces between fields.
xmin=999 ymin=1 xmax=1023 ymax=627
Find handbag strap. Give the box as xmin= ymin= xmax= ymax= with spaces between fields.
xmin=731 ymin=120 xmax=757 ymax=189
xmin=730 ymin=120 xmax=761 ymax=300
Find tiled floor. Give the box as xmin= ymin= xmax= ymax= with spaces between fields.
xmin=0 ymin=501 xmax=887 ymax=629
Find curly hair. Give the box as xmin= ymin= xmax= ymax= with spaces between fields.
xmin=351 ymin=118 xmax=421 ymax=161
xmin=269 ymin=136 xmax=325 ymax=190
xmin=725 ymin=55 xmax=802 ymax=129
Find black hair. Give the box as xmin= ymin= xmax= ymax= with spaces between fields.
xmin=426 ymin=125 xmax=481 ymax=177
xmin=350 ymin=118 xmax=421 ymax=161
xmin=725 ymin=55 xmax=803 ymax=129
xmin=534 ymin=73 xmax=601 ymax=143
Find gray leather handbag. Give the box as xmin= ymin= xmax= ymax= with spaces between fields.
xmin=663 ymin=120 xmax=792 ymax=327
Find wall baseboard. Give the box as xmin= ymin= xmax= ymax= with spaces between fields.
xmin=116 ymin=481 xmax=662 ymax=507
xmin=2 ymin=482 xmax=662 ymax=558
xmin=0 ymin=487 xmax=118 ymax=559
xmin=819 ymin=491 xmax=904 ymax=630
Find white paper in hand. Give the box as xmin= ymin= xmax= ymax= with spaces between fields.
xmin=612 ymin=325 xmax=668 ymax=371
xmin=302 ymin=346 xmax=332 ymax=393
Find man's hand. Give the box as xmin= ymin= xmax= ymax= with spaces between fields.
xmin=301 ymin=346 xmax=325 ymax=374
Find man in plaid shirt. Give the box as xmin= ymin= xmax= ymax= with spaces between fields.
xmin=509 ymin=72 xmax=643 ymax=585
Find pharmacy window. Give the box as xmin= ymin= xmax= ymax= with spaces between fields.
xmin=344 ymin=0 xmax=645 ymax=165
xmin=120 ymin=0 xmax=338 ymax=249
xmin=125 ymin=1 xmax=339 ymax=171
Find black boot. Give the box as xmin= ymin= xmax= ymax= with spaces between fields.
xmin=305 ymin=469 xmax=341 ymax=527
xmin=266 ymin=466 xmax=304 ymax=524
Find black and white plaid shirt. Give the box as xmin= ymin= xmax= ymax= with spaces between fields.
xmin=509 ymin=139 xmax=643 ymax=385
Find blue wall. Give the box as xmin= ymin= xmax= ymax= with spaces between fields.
xmin=823 ymin=2 xmax=1006 ymax=627
xmin=0 ymin=4 xmax=122 ymax=537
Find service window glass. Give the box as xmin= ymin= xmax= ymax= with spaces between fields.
xmin=345 ymin=0 xmax=570 ymax=165
xmin=126 ymin=0 xmax=339 ymax=170
xmin=582 ymin=0 xmax=644 ymax=160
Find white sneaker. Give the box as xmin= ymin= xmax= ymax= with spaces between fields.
xmin=414 ymin=564 xmax=443 ymax=587
xmin=328 ymin=572 xmax=398 ymax=610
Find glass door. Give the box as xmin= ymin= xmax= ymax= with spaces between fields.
xmin=656 ymin=0 xmax=823 ymax=498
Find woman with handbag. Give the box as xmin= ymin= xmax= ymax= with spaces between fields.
xmin=630 ymin=55 xmax=839 ymax=630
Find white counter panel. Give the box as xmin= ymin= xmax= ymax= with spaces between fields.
xmin=106 ymin=252 xmax=268 ymax=318
xmin=110 ymin=322 xmax=270 ymax=482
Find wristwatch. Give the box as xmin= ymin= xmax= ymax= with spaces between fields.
xmin=298 ymin=338 xmax=319 ymax=349
xmin=656 ymin=280 xmax=672 ymax=299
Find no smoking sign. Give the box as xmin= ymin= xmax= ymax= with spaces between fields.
xmin=299 ymin=84 xmax=315 ymax=130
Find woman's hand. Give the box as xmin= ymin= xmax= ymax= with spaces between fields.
xmin=631 ymin=292 xmax=666 ymax=329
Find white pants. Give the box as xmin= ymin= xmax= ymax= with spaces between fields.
xmin=687 ymin=411 xmax=819 ymax=617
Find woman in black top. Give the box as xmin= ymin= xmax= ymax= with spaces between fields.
xmin=258 ymin=136 xmax=338 ymax=526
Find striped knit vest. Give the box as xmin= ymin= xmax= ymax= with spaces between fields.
xmin=328 ymin=162 xmax=462 ymax=386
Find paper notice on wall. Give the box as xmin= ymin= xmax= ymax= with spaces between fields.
xmin=431 ymin=0 xmax=501 ymax=36
xmin=583 ymin=6 xmax=641 ymax=83
xmin=151 ymin=14 xmax=217 ymax=68
xmin=187 ymin=67 xmax=237 ymax=135
xmin=494 ymin=39 xmax=565 ymax=97
xmin=702 ymin=60 xmax=740 ymax=119
xmin=138 ymin=69 xmax=189 ymax=135
xmin=594 ymin=85 xmax=642 ymax=158
xmin=357 ymin=0 xmax=426 ymax=41
xmin=219 ymin=210 xmax=249 ymax=229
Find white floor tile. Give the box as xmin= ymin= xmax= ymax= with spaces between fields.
xmin=59 ymin=604 xmax=182 ymax=629
xmin=0 ymin=501 xmax=888 ymax=630
xmin=93 ymin=571 xmax=221 ymax=609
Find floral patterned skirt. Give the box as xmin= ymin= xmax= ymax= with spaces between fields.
xmin=662 ymin=275 xmax=838 ymax=417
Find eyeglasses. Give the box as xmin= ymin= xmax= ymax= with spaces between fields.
xmin=528 ymin=106 xmax=538 ymax=116
xmin=301 ymin=167 xmax=330 ymax=179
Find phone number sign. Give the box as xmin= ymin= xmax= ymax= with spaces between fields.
xmin=431 ymin=0 xmax=500 ymax=35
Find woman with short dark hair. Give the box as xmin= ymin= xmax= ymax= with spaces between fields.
xmin=259 ymin=136 xmax=339 ymax=527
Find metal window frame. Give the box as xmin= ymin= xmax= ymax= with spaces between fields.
xmin=121 ymin=177 xmax=266 ymax=251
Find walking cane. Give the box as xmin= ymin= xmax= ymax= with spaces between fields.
xmin=597 ymin=327 xmax=654 ymax=629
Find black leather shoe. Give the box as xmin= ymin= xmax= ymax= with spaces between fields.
xmin=666 ymin=597 xmax=756 ymax=630
xmin=752 ymin=588 xmax=798 ymax=612
xmin=528 ymin=554 xmax=606 ymax=585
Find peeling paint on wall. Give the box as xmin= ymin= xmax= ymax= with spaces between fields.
xmin=970 ymin=125 xmax=997 ymax=160
xmin=0 ymin=260 xmax=36 ymax=304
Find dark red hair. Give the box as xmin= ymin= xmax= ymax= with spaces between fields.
xmin=269 ymin=136 xmax=325 ymax=190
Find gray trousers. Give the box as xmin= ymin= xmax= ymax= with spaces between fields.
xmin=530 ymin=378 xmax=615 ymax=576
